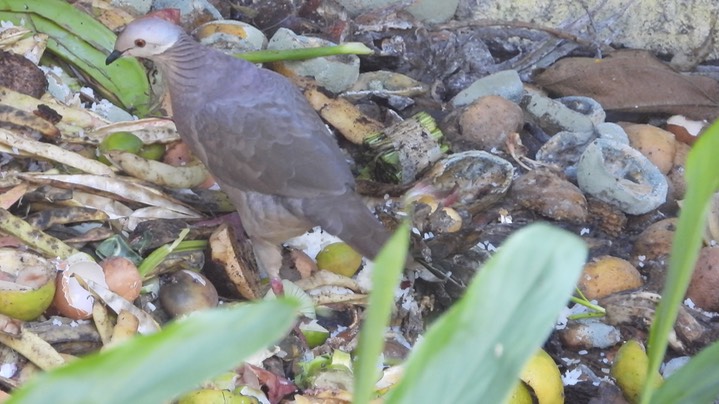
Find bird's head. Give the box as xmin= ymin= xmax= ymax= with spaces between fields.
xmin=106 ymin=11 xmax=184 ymax=65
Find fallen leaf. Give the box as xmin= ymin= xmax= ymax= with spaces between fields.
xmin=535 ymin=50 xmax=719 ymax=120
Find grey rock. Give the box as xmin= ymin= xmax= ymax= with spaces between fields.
xmin=336 ymin=0 xmax=460 ymax=23
xmin=557 ymin=96 xmax=606 ymax=125
xmin=577 ymin=138 xmax=668 ymax=215
xmin=595 ymin=122 xmax=629 ymax=144
xmin=521 ymin=91 xmax=595 ymax=135
xmin=451 ymin=70 xmax=524 ymax=107
xmin=268 ymin=28 xmax=359 ymax=93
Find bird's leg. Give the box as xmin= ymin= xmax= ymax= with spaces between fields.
xmin=251 ymin=238 xmax=285 ymax=295
xmin=252 ymin=238 xmax=314 ymax=348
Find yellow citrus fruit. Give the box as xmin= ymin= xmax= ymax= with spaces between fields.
xmin=507 ymin=381 xmax=533 ymax=404
xmin=315 ymin=242 xmax=362 ymax=277
xmin=138 ymin=143 xmax=166 ymax=161
xmin=520 ymin=348 xmax=564 ymax=404
xmin=611 ymin=340 xmax=663 ymax=403
xmin=97 ymin=131 xmax=143 ymax=163
xmin=0 ymin=249 xmax=56 ymax=321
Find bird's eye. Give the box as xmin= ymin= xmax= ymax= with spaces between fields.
xmin=134 ymin=39 xmax=146 ymax=47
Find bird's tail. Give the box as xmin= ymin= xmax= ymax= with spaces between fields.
xmin=298 ymin=193 xmax=463 ymax=287
xmin=298 ymin=193 xmax=390 ymax=261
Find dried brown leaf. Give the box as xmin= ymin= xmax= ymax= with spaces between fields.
xmin=535 ymin=50 xmax=719 ymax=120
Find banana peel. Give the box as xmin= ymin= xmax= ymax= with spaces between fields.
xmin=0 ymin=0 xmax=151 ymax=116
xmin=105 ymin=150 xmax=210 ymax=189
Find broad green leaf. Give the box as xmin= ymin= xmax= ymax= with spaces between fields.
xmin=353 ymin=221 xmax=410 ymax=404
xmin=652 ymin=340 xmax=719 ymax=404
xmin=386 ymin=223 xmax=587 ymax=404
xmin=0 ymin=0 xmax=152 ymax=115
xmin=8 ymin=298 xmax=299 ymax=404
xmin=641 ymin=120 xmax=719 ymax=403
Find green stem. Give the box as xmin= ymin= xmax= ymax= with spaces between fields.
xmin=235 ymin=42 xmax=373 ymax=63
xmin=569 ymin=296 xmax=606 ymax=315
xmin=137 ymin=229 xmax=207 ymax=278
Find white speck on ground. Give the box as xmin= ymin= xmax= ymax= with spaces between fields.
xmin=0 ymin=363 xmax=17 ymax=378
xmin=561 ymin=367 xmax=583 ymax=386
xmin=285 ymin=226 xmax=341 ymax=260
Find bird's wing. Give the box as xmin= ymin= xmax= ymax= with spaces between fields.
xmin=189 ymin=83 xmax=355 ymax=199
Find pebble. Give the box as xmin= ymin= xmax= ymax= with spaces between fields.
xmin=595 ymin=122 xmax=629 ymax=144
xmin=687 ymin=246 xmax=719 ymax=312
xmin=193 ymin=20 xmax=267 ymax=53
xmin=423 ymin=150 xmax=514 ymax=214
xmin=667 ymin=140 xmax=690 ymax=201
xmin=578 ymin=255 xmax=643 ymax=300
xmin=457 ymin=95 xmax=524 ymax=152
xmin=624 ymin=124 xmax=677 ymax=174
xmin=536 ymin=130 xmax=595 ymax=180
xmin=557 ymin=96 xmax=606 ymax=125
xmin=521 ymin=91 xmax=595 ymax=135
xmin=560 ymin=320 xmax=621 ymax=350
xmin=451 ymin=70 xmax=524 ymax=107
xmin=662 ymin=356 xmax=690 ymax=378
xmin=576 ymin=138 xmax=668 ymax=215
xmin=632 ymin=218 xmax=677 ymax=263
xmin=511 ymin=168 xmax=588 ymax=223
xmin=335 ymin=0 xmax=460 ymax=23
xmin=268 ymin=28 xmax=359 ymax=93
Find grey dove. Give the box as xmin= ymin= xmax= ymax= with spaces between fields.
xmin=106 ymin=12 xmax=392 ymax=292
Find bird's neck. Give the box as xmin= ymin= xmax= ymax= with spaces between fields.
xmin=153 ymin=34 xmax=211 ymax=94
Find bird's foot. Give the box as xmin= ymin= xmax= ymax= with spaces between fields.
xmin=270 ymin=277 xmax=285 ymax=295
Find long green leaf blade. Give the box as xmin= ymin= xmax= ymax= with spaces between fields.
xmin=353 ymin=222 xmax=409 ymax=404
xmin=8 ymin=299 xmax=299 ymax=404
xmin=641 ymin=120 xmax=719 ymax=403
xmin=386 ymin=223 xmax=587 ymax=404
xmin=652 ymin=340 xmax=719 ymax=404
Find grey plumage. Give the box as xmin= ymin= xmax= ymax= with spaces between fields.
xmin=107 ymin=16 xmax=391 ymax=285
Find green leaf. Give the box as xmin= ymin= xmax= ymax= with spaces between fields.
xmin=236 ymin=42 xmax=373 ymax=63
xmin=652 ymin=340 xmax=719 ymax=404
xmin=0 ymin=0 xmax=152 ymax=115
xmin=353 ymin=221 xmax=410 ymax=404
xmin=8 ymin=299 xmax=299 ymax=404
xmin=641 ymin=120 xmax=719 ymax=403
xmin=385 ymin=223 xmax=587 ymax=404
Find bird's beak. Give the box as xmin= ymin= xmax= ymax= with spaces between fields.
xmin=105 ymin=50 xmax=124 ymax=65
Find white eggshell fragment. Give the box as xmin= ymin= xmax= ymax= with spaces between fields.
xmin=53 ymin=261 xmax=108 ymax=320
